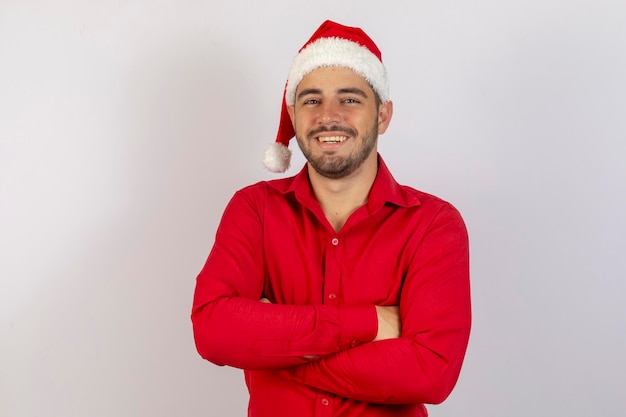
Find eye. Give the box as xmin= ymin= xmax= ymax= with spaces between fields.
xmin=342 ymin=98 xmax=360 ymax=104
xmin=303 ymin=98 xmax=320 ymax=105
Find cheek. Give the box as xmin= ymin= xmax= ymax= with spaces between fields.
xmin=293 ymin=110 xmax=312 ymax=126
xmin=351 ymin=114 xmax=373 ymax=131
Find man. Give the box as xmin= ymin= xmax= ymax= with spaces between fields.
xmin=192 ymin=20 xmax=471 ymax=417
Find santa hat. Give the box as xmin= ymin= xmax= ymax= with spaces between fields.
xmin=263 ymin=20 xmax=390 ymax=173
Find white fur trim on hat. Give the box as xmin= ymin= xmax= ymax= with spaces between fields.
xmin=263 ymin=142 xmax=292 ymax=173
xmin=285 ymin=37 xmax=389 ymax=106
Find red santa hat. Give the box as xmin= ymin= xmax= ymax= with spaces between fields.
xmin=263 ymin=20 xmax=390 ymax=173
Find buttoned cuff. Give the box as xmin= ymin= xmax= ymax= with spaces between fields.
xmin=336 ymin=304 xmax=378 ymax=349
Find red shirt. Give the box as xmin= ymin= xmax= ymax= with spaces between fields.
xmin=192 ymin=156 xmax=471 ymax=417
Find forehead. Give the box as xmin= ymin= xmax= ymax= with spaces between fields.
xmin=296 ymin=66 xmax=374 ymax=93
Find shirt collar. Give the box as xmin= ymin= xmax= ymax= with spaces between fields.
xmin=268 ymin=154 xmax=421 ymax=211
xmin=368 ymin=155 xmax=421 ymax=211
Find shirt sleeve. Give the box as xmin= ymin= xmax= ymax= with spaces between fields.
xmin=283 ymin=203 xmax=472 ymax=404
xmin=191 ymin=188 xmax=378 ymax=370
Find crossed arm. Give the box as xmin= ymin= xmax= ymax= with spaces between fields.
xmin=261 ymin=297 xmax=401 ymax=342
xmin=192 ymin=191 xmax=470 ymax=404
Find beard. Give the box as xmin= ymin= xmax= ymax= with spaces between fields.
xmin=295 ymin=118 xmax=379 ymax=180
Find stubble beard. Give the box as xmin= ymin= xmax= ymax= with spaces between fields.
xmin=296 ymin=118 xmax=379 ymax=180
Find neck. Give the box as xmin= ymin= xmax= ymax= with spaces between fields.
xmin=308 ymin=155 xmax=378 ymax=232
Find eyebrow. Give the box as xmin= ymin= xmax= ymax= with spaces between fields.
xmin=337 ymin=88 xmax=369 ymax=98
xmin=296 ymin=88 xmax=322 ymax=100
xmin=296 ymin=87 xmax=370 ymax=101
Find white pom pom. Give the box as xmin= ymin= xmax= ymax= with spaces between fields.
xmin=263 ymin=142 xmax=292 ymax=173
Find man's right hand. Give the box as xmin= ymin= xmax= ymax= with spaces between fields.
xmin=374 ymin=305 xmax=401 ymax=341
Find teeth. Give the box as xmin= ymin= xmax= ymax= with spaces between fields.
xmin=318 ymin=136 xmax=347 ymax=143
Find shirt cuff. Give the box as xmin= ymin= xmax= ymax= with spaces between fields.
xmin=336 ymin=304 xmax=378 ymax=349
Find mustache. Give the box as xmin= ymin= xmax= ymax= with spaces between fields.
xmin=307 ymin=125 xmax=357 ymax=140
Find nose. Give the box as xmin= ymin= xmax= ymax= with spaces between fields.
xmin=318 ymin=101 xmax=341 ymax=124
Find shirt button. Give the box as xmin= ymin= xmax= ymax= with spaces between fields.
xmin=328 ymin=293 xmax=337 ymax=300
xmin=321 ymin=398 xmax=330 ymax=406
xmin=331 ymin=237 xmax=339 ymax=246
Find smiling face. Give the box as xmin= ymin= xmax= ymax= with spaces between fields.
xmin=287 ymin=66 xmax=393 ymax=180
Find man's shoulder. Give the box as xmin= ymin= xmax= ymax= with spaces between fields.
xmin=403 ymin=185 xmax=446 ymax=203
xmin=234 ymin=176 xmax=296 ymax=198
xmin=396 ymin=183 xmax=461 ymax=215
xmin=376 ymin=157 xmax=456 ymax=212
xmin=393 ymin=180 xmax=443 ymax=202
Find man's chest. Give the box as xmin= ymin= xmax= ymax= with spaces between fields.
xmin=261 ymin=208 xmax=422 ymax=306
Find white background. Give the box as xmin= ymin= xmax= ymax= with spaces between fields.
xmin=1 ymin=1 xmax=625 ymax=416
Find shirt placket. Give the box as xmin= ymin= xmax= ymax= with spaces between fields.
xmin=315 ymin=234 xmax=342 ymax=417
xmin=323 ymin=234 xmax=341 ymax=305
xmin=314 ymin=392 xmax=334 ymax=417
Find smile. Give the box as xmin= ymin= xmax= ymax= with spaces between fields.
xmin=317 ymin=136 xmax=348 ymax=143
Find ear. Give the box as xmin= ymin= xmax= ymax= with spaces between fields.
xmin=377 ymin=100 xmax=393 ymax=134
